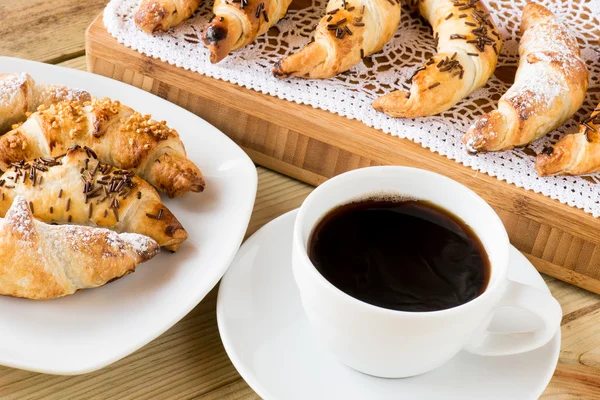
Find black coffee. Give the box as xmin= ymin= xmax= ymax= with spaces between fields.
xmin=308 ymin=198 xmax=490 ymax=312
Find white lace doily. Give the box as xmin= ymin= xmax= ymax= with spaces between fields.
xmin=104 ymin=0 xmax=600 ymax=216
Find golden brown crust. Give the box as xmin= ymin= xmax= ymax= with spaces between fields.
xmin=135 ymin=0 xmax=202 ymax=33
xmin=202 ymin=0 xmax=293 ymax=63
xmin=0 ymin=73 xmax=90 ymax=134
xmin=462 ymin=3 xmax=589 ymax=153
xmin=272 ymin=0 xmax=400 ymax=79
xmin=0 ymin=148 xmax=187 ymax=251
xmin=372 ymin=0 xmax=502 ymax=117
xmin=0 ymin=196 xmax=160 ymax=300
xmin=0 ymin=98 xmax=205 ymax=198
xmin=536 ymin=104 xmax=600 ymax=176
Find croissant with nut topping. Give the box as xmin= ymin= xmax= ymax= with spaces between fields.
xmin=0 ymin=73 xmax=90 ymax=134
xmin=0 ymin=196 xmax=160 ymax=300
xmin=0 ymin=148 xmax=187 ymax=252
xmin=272 ymin=0 xmax=401 ymax=79
xmin=373 ymin=0 xmax=502 ymax=117
xmin=0 ymin=98 xmax=204 ymax=198
xmin=202 ymin=0 xmax=292 ymax=63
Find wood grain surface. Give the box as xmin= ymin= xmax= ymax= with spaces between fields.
xmin=85 ymin=15 xmax=600 ymax=297
xmin=0 ymin=1 xmax=599 ymax=398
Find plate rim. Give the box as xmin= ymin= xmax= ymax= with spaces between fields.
xmin=217 ymin=209 xmax=561 ymax=400
xmin=0 ymin=57 xmax=258 ymax=375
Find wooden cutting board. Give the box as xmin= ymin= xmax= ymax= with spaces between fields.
xmin=86 ymin=13 xmax=600 ymax=294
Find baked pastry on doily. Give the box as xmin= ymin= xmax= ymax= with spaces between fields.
xmin=203 ymin=0 xmax=293 ymax=63
xmin=536 ymin=103 xmax=600 ymax=176
xmin=0 ymin=147 xmax=188 ymax=252
xmin=462 ymin=3 xmax=588 ymax=153
xmin=372 ymin=0 xmax=501 ymax=117
xmin=0 ymin=196 xmax=160 ymax=300
xmin=0 ymin=73 xmax=90 ymax=134
xmin=0 ymin=98 xmax=204 ymax=198
xmin=272 ymin=0 xmax=401 ymax=79
xmin=135 ymin=0 xmax=202 ymax=33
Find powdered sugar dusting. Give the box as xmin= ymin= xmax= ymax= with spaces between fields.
xmin=0 ymin=72 xmax=28 ymax=110
xmin=4 ymin=196 xmax=36 ymax=243
xmin=507 ymin=66 xmax=565 ymax=111
xmin=2 ymin=196 xmax=159 ymax=258
xmin=58 ymin=226 xmax=159 ymax=259
xmin=34 ymin=84 xmax=91 ymax=103
xmin=118 ymin=232 xmax=158 ymax=255
xmin=524 ymin=21 xmax=578 ymax=56
xmin=104 ymin=0 xmax=600 ymax=216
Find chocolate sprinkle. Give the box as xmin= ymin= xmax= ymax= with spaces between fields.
xmin=541 ymin=146 xmax=554 ymax=155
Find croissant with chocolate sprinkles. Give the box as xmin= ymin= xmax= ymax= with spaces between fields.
xmin=272 ymin=0 xmax=401 ymax=79
xmin=0 ymin=98 xmax=204 ymax=198
xmin=202 ymin=0 xmax=292 ymax=63
xmin=373 ymin=0 xmax=502 ymax=117
xmin=0 ymin=147 xmax=188 ymax=252
xmin=135 ymin=0 xmax=202 ymax=33
xmin=536 ymin=103 xmax=600 ymax=177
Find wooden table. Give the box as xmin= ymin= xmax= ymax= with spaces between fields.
xmin=0 ymin=1 xmax=599 ymax=398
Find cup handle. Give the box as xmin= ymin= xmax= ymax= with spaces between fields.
xmin=464 ymin=280 xmax=562 ymax=356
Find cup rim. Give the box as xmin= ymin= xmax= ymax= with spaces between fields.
xmin=293 ymin=166 xmax=510 ymax=317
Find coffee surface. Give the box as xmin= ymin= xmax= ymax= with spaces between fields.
xmin=308 ymin=199 xmax=490 ymax=312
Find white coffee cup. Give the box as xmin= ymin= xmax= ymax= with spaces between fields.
xmin=292 ymin=166 xmax=562 ymax=378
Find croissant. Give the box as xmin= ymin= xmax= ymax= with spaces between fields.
xmin=0 ymin=196 xmax=160 ymax=300
xmin=461 ymin=3 xmax=588 ymax=153
xmin=0 ymin=147 xmax=187 ymax=251
xmin=202 ymin=0 xmax=293 ymax=63
xmin=272 ymin=0 xmax=401 ymax=79
xmin=372 ymin=0 xmax=502 ymax=117
xmin=0 ymin=98 xmax=204 ymax=198
xmin=0 ymin=73 xmax=90 ymax=134
xmin=536 ymin=104 xmax=600 ymax=176
xmin=135 ymin=0 xmax=202 ymax=33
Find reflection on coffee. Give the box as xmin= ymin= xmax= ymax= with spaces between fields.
xmin=308 ymin=198 xmax=490 ymax=312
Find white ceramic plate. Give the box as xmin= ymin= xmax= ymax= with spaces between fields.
xmin=0 ymin=57 xmax=257 ymax=374
xmin=218 ymin=210 xmax=561 ymax=400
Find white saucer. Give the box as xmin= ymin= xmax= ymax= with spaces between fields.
xmin=217 ymin=210 xmax=560 ymax=400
